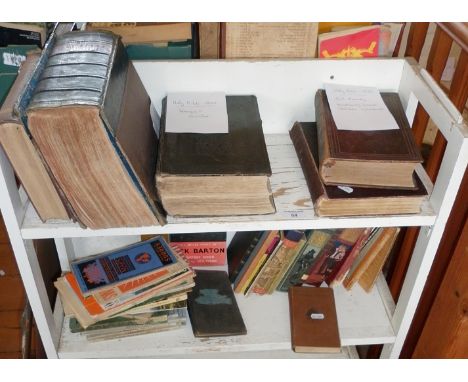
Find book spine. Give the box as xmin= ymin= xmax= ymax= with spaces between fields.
xmin=232 ymin=232 xmax=268 ymax=287
xmin=314 ymin=90 xmax=334 ymax=178
xmin=266 ymin=237 xmax=306 ymax=294
xmin=358 ymin=227 xmax=400 ymax=292
xmin=342 ymin=227 xmax=396 ymax=290
xmin=227 ymin=231 xmax=264 ymax=284
xmin=289 ymin=122 xmax=328 ymax=208
xmin=277 ymin=230 xmax=331 ymax=292
xmin=238 ymin=233 xmax=280 ymax=294
xmin=328 ymin=228 xmax=373 ymax=287
xmin=245 ymin=239 xmax=282 ymax=296
xmin=234 ymin=230 xmax=278 ymax=293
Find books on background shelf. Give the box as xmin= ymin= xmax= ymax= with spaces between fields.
xmin=55 ymin=236 xmax=195 ymax=340
xmin=220 ymin=23 xmax=319 ymax=59
xmin=0 ymin=23 xmax=48 ymax=48
xmin=228 ymin=228 xmax=399 ymax=294
xmin=317 ymin=23 xmax=403 ymax=58
xmin=156 ymin=94 xmax=275 ymax=217
xmin=315 ymin=87 xmax=423 ymax=189
xmin=289 ymin=122 xmax=429 ymax=217
xmin=86 ymin=22 xmax=195 ymax=60
xmin=26 ymin=31 xmax=166 ymax=229
xmin=343 ymin=227 xmax=400 ymax=291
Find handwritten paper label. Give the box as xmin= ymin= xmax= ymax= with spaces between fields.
xmin=165 ymin=92 xmax=229 ymax=134
xmin=324 ymin=83 xmax=399 ymax=131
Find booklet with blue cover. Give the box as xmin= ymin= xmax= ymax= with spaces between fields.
xmin=71 ymin=236 xmax=178 ymax=295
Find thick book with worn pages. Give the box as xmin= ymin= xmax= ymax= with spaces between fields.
xmin=187 ymin=270 xmax=246 ymax=337
xmin=26 ymin=31 xmax=165 ymax=229
xmin=288 ymin=286 xmax=340 ymax=353
xmin=315 ymin=89 xmax=423 ymax=189
xmin=290 ymin=122 xmax=428 ymax=216
xmin=156 ymin=95 xmax=275 ymax=216
xmin=0 ymin=53 xmax=70 ymax=221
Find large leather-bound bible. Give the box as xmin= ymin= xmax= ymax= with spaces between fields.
xmin=156 ymin=95 xmax=275 ymax=216
xmin=289 ymin=122 xmax=428 ymax=217
xmin=26 ymin=31 xmax=165 ymax=229
xmin=315 ymin=89 xmax=423 ymax=189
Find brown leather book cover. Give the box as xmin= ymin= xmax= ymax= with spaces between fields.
xmin=187 ymin=270 xmax=247 ymax=337
xmin=289 ymin=121 xmax=428 ymax=216
xmin=315 ymin=89 xmax=423 ymax=188
xmin=288 ymin=286 xmax=340 ymax=353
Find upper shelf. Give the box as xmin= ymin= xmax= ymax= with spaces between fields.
xmin=20 ymin=134 xmax=436 ymax=240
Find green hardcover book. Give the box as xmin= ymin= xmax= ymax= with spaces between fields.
xmin=187 ymin=270 xmax=246 ymax=337
xmin=0 ymin=72 xmax=16 ymax=105
xmin=126 ymin=40 xmax=193 ymax=60
xmin=0 ymin=45 xmax=39 ymax=73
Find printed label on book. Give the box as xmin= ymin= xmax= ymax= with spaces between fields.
xmin=165 ymin=92 xmax=229 ymax=134
xmin=324 ymin=83 xmax=399 ymax=131
xmin=170 ymin=241 xmax=226 ymax=267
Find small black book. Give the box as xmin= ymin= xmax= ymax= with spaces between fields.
xmin=187 ymin=270 xmax=247 ymax=337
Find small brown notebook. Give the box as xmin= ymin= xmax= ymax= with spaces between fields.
xmin=288 ymin=286 xmax=340 ymax=353
xmin=315 ymin=89 xmax=423 ymax=189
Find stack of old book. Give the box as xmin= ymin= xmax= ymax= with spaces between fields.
xmin=86 ymin=22 xmax=195 ymax=60
xmin=290 ymin=84 xmax=429 ymax=217
xmin=228 ymin=227 xmax=400 ymax=293
xmin=55 ymin=236 xmax=195 ymax=342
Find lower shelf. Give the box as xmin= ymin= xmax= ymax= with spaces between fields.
xmin=57 ymin=274 xmax=395 ymax=358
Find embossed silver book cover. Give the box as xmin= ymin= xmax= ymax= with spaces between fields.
xmin=27 ymin=31 xmax=128 ymax=135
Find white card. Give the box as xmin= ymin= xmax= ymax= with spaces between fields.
xmin=165 ymin=92 xmax=229 ymax=134
xmin=324 ymin=83 xmax=399 ymax=131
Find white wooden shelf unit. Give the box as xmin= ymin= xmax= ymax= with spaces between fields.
xmin=0 ymin=58 xmax=466 ymax=359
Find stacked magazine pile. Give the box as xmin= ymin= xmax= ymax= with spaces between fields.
xmin=55 ymin=236 xmax=194 ymax=342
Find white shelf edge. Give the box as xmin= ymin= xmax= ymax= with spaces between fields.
xmin=21 ymin=213 xmax=436 ymax=240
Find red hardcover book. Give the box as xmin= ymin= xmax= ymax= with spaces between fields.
xmin=318 ymin=26 xmax=380 ymax=58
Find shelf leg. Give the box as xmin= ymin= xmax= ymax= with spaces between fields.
xmin=382 ymin=137 xmax=468 ymax=358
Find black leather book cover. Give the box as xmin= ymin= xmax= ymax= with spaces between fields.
xmin=187 ymin=270 xmax=247 ymax=337
xmin=157 ymin=95 xmax=271 ymax=176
